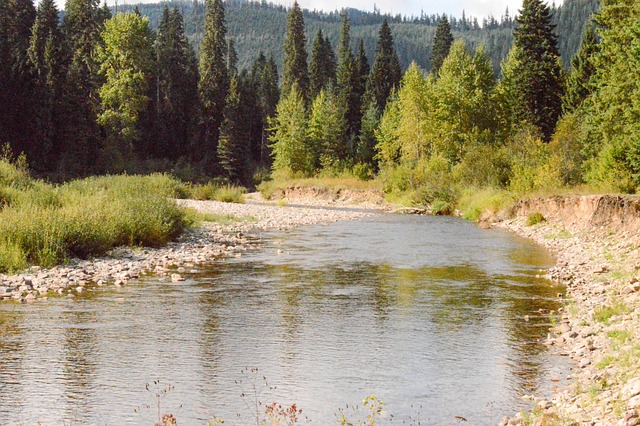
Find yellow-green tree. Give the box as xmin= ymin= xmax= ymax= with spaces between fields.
xmin=96 ymin=12 xmax=153 ymax=171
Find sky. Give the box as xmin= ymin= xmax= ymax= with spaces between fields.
xmin=55 ymin=0 xmax=563 ymax=20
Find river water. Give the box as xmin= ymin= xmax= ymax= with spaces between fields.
xmin=0 ymin=213 xmax=567 ymax=425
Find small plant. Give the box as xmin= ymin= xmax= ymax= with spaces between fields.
xmin=134 ymin=380 xmax=182 ymax=426
xmin=526 ymin=212 xmax=546 ymax=226
xmin=264 ymin=402 xmax=303 ymax=425
xmin=593 ymin=300 xmax=631 ymax=325
xmin=337 ymin=395 xmax=385 ymax=426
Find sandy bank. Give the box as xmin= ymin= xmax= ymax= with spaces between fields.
xmin=496 ymin=195 xmax=640 ymax=426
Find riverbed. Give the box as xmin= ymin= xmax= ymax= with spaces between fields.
xmin=0 ymin=211 xmax=566 ymax=425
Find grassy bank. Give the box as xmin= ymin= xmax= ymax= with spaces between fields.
xmin=0 ymin=159 xmax=192 ymax=273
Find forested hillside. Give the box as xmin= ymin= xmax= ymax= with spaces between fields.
xmin=2 ymin=0 xmax=629 ymax=201
xmin=132 ymin=0 xmax=598 ymax=72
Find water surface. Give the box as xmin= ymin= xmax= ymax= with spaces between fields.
xmin=0 ymin=214 xmax=566 ymax=425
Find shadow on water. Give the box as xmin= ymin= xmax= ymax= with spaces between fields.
xmin=0 ymin=214 xmax=567 ymax=425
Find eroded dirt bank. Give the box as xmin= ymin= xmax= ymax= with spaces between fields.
xmin=496 ymin=195 xmax=640 ymax=426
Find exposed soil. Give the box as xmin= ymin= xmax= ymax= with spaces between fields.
xmin=495 ymin=195 xmax=640 ymax=426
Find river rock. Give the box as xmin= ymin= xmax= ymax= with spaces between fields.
xmin=171 ymin=273 xmax=185 ymax=282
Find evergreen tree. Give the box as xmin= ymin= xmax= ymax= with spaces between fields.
xmin=269 ymin=86 xmax=312 ymax=176
xmin=431 ymin=15 xmax=454 ymax=75
xmin=96 ymin=12 xmax=154 ymax=172
xmin=510 ymin=0 xmax=564 ymax=141
xmin=356 ymin=98 xmax=379 ymax=169
xmin=309 ymin=29 xmax=336 ymax=98
xmin=199 ymin=0 xmax=228 ymax=164
xmin=354 ymin=40 xmax=369 ymax=106
xmin=60 ymin=0 xmax=104 ymax=176
xmin=227 ymin=38 xmax=238 ymax=76
xmin=155 ymin=6 xmax=199 ymax=159
xmin=218 ymin=75 xmax=247 ymax=183
xmin=255 ymin=54 xmax=280 ymax=167
xmin=365 ymin=19 xmax=402 ymax=113
xmin=336 ymin=11 xmax=361 ymax=143
xmin=26 ymin=0 xmax=62 ymax=171
xmin=308 ymin=89 xmax=347 ymax=171
xmin=282 ymin=1 xmax=309 ymax=102
xmin=562 ymin=24 xmax=598 ymax=115
xmin=0 ymin=0 xmax=36 ymax=160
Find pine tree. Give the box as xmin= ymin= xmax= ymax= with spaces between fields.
xmin=510 ymin=0 xmax=564 ymax=141
xmin=336 ymin=11 xmax=361 ymax=144
xmin=218 ymin=75 xmax=247 ymax=183
xmin=356 ymin=98 xmax=379 ymax=169
xmin=155 ymin=6 xmax=199 ymax=160
xmin=26 ymin=0 xmax=63 ymax=171
xmin=269 ymin=85 xmax=312 ymax=176
xmin=354 ymin=40 xmax=369 ymax=106
xmin=431 ymin=15 xmax=453 ymax=75
xmin=255 ymin=54 xmax=280 ymax=167
xmin=308 ymin=89 xmax=347 ymax=171
xmin=309 ymin=29 xmax=336 ymax=98
xmin=282 ymin=1 xmax=309 ymax=102
xmin=227 ymin=38 xmax=238 ymax=76
xmin=0 ymin=0 xmax=36 ymax=160
xmin=562 ymin=25 xmax=598 ymax=115
xmin=365 ymin=19 xmax=402 ymax=113
xmin=199 ymin=0 xmax=228 ymax=164
xmin=60 ymin=0 xmax=104 ymax=176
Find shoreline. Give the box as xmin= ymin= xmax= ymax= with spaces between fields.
xmin=0 ymin=196 xmax=377 ymax=303
xmin=2 ymin=191 xmax=639 ymax=424
xmin=496 ymin=196 xmax=640 ymax=426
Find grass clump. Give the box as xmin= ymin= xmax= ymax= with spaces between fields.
xmin=457 ymin=187 xmax=515 ymax=221
xmin=526 ymin=212 xmax=546 ymax=226
xmin=183 ymin=182 xmax=245 ymax=203
xmin=593 ymin=300 xmax=631 ymax=325
xmin=0 ymin=160 xmax=190 ymax=273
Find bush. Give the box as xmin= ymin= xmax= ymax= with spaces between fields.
xmin=186 ymin=183 xmax=245 ymax=203
xmin=457 ymin=187 xmax=514 ymax=221
xmin=0 ymin=166 xmax=190 ymax=273
xmin=526 ymin=212 xmax=546 ymax=226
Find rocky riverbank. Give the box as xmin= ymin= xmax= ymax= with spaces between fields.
xmin=496 ymin=195 xmax=640 ymax=426
xmin=0 ymin=196 xmax=378 ymax=303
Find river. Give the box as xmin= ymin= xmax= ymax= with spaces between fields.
xmin=0 ymin=213 xmax=566 ymax=425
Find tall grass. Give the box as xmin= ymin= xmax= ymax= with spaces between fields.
xmin=180 ymin=182 xmax=246 ymax=203
xmin=0 ymin=161 xmax=190 ymax=273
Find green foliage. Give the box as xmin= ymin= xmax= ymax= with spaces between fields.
xmin=154 ymin=6 xmax=199 ymax=160
xmin=309 ymin=29 xmax=336 ymax=98
xmin=526 ymin=212 xmax=546 ymax=226
xmin=457 ymin=187 xmax=514 ymax=221
xmin=96 ymin=12 xmax=154 ymax=171
xmin=577 ymin=1 xmax=640 ymax=193
xmin=307 ymin=89 xmax=348 ymax=172
xmin=218 ymin=75 xmax=248 ymax=184
xmin=282 ymin=1 xmax=309 ymax=102
xmin=593 ymin=301 xmax=631 ymax=325
xmin=431 ymin=15 xmax=453 ymax=75
xmin=185 ymin=182 xmax=245 ymax=203
xmin=562 ymin=24 xmax=599 ymax=114
xmin=506 ymin=130 xmax=563 ymax=194
xmin=0 ymin=161 xmax=189 ymax=273
xmin=268 ymin=86 xmax=313 ymax=176
xmin=198 ymin=0 xmax=229 ymax=161
xmin=509 ymin=0 xmax=565 ymax=141
xmin=366 ymin=19 xmax=402 ymax=113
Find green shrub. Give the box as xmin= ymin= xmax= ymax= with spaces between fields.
xmin=458 ymin=187 xmax=514 ymax=221
xmin=526 ymin=212 xmax=546 ymax=226
xmin=0 ymin=240 xmax=28 ymax=273
xmin=0 ymin=167 xmax=190 ymax=271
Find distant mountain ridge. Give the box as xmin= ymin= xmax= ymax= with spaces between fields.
xmin=129 ymin=0 xmax=599 ymax=73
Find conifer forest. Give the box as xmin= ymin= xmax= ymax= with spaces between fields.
xmin=2 ymin=0 xmax=639 ymax=201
